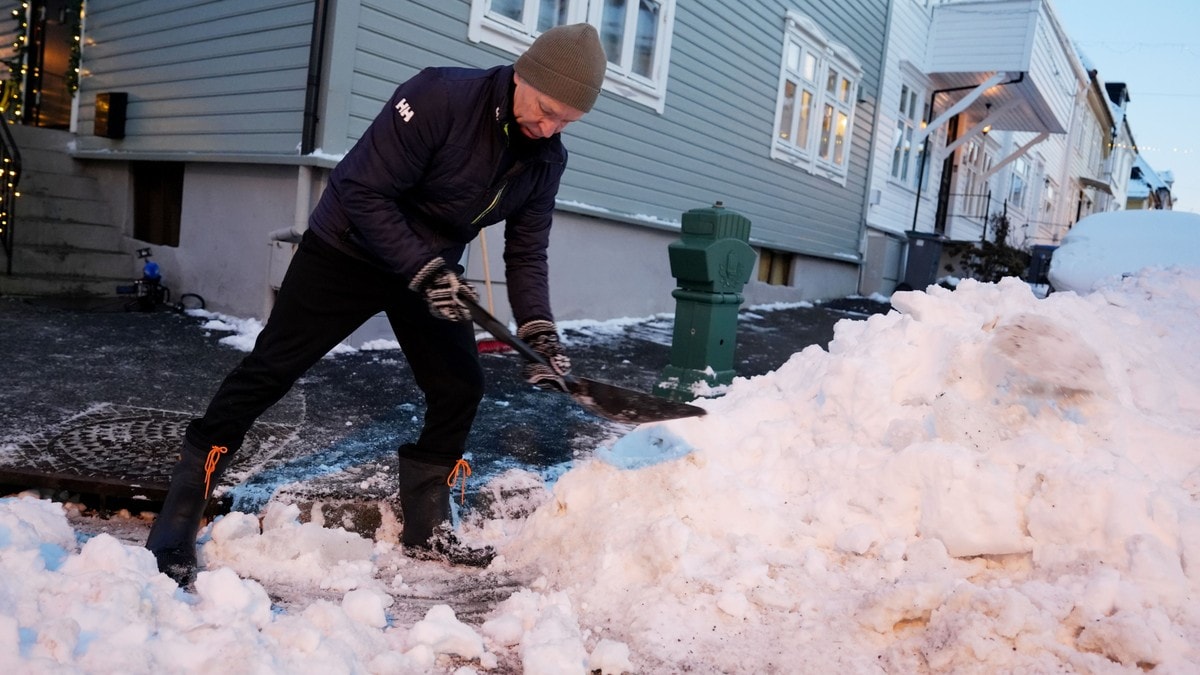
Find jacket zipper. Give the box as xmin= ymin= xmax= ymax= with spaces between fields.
xmin=472 ymin=122 xmax=518 ymax=226
xmin=471 ymin=184 xmax=506 ymax=225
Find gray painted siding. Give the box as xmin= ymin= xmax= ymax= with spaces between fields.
xmin=340 ymin=0 xmax=887 ymax=261
xmin=345 ymin=1 xmax=475 ymax=144
xmin=565 ymin=0 xmax=888 ymax=260
xmin=75 ymin=0 xmax=315 ymax=156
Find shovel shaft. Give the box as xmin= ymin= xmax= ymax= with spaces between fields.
xmin=460 ymin=295 xmax=705 ymax=424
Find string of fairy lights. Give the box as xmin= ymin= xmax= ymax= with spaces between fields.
xmin=0 ymin=1 xmax=84 ymax=247
xmin=2 ymin=1 xmax=84 ymax=118
xmin=1110 ymin=142 xmax=1195 ymax=155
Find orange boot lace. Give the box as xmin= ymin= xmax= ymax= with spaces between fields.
xmin=203 ymin=445 xmax=229 ymax=497
xmin=447 ymin=459 xmax=472 ymax=505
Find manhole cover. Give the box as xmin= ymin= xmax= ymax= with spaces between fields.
xmin=0 ymin=404 xmax=294 ymax=501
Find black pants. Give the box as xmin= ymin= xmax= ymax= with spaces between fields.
xmin=186 ymin=231 xmax=484 ymax=468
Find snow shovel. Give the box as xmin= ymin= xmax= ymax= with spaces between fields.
xmin=462 ymin=296 xmax=707 ymax=424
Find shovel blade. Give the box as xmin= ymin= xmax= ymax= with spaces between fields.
xmin=567 ymin=377 xmax=706 ymax=424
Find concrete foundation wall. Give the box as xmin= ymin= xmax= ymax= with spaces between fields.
xmin=158 ymin=164 xmax=299 ymax=319
xmin=88 ymin=165 xmax=861 ymax=345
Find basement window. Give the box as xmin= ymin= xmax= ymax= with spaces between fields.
xmin=758 ymin=248 xmax=793 ymax=286
xmin=132 ymin=161 xmax=183 ymax=247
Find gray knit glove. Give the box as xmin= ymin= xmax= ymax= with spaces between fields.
xmin=408 ymin=257 xmax=479 ymax=322
xmin=517 ymin=319 xmax=571 ymax=391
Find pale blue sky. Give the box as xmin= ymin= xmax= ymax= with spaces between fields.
xmin=1050 ymin=0 xmax=1199 ymax=212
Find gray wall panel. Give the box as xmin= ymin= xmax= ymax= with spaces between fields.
xmin=543 ymin=0 xmax=888 ymax=258
xmin=65 ymin=0 xmax=886 ymax=259
xmin=75 ymin=0 xmax=315 ymax=156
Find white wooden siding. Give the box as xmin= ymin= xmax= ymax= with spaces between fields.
xmin=867 ymin=0 xmax=941 ymax=237
xmin=926 ymin=0 xmax=1039 ymax=74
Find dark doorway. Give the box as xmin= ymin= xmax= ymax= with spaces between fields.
xmin=23 ymin=0 xmax=75 ymax=129
xmin=133 ymin=162 xmax=184 ymax=247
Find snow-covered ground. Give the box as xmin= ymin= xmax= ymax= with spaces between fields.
xmin=3 ymin=262 xmax=1200 ymax=673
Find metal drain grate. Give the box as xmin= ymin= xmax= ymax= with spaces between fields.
xmin=0 ymin=404 xmax=294 ymax=506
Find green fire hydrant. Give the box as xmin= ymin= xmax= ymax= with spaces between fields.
xmin=654 ymin=202 xmax=755 ymax=402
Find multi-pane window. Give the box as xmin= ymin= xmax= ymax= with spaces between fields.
xmin=771 ymin=12 xmax=863 ymax=183
xmin=1043 ymin=179 xmax=1056 ymax=219
xmin=468 ymin=0 xmax=677 ymax=113
xmin=1009 ymin=156 xmax=1029 ymax=210
xmin=890 ymin=83 xmax=928 ymax=187
xmin=598 ymin=0 xmax=661 ymax=79
xmin=959 ymin=138 xmax=994 ymax=219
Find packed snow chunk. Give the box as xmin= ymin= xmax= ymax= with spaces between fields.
xmin=406 ymin=604 xmax=485 ymax=660
xmin=482 ymin=589 xmax=544 ymax=647
xmin=342 ymin=588 xmax=393 ymax=629
xmin=61 ymin=530 xmax=160 ymax=583
xmin=521 ymin=602 xmax=589 ymax=675
xmin=835 ymin=522 xmax=883 ymax=555
xmin=716 ymin=591 xmax=751 ymax=619
xmin=904 ymin=442 xmax=1031 ymax=557
xmin=1075 ymin=608 xmax=1188 ymax=669
xmin=484 ymin=591 xmax=590 ymax=672
xmin=203 ymin=502 xmax=375 ymax=590
xmin=194 ymin=566 xmax=274 ymax=628
xmin=857 ymin=577 xmax=957 ymax=633
xmin=983 ymin=313 xmax=1107 ymax=397
xmin=597 ymin=425 xmax=695 ymax=469
xmin=588 ymin=638 xmax=634 ymax=675
xmin=209 ymin=511 xmax=262 ymax=542
xmin=0 ymin=496 xmax=76 ymax=562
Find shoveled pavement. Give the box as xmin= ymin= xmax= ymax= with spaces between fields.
xmin=0 ymin=293 xmax=892 ymax=536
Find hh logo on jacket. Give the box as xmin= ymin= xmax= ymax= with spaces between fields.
xmin=395 ymin=98 xmax=414 ymax=122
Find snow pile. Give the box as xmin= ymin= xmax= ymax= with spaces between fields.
xmin=508 ymin=269 xmax=1200 ymax=672
xmin=0 ymin=497 xmax=506 ymax=673
xmin=2 ymin=268 xmax=1199 ymax=673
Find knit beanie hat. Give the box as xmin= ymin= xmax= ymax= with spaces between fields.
xmin=514 ymin=23 xmax=607 ymax=113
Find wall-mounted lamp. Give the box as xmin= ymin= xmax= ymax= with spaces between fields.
xmin=981 ymin=124 xmax=992 ymax=135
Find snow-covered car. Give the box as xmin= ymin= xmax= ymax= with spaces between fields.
xmin=1047 ymin=210 xmax=1200 ymax=293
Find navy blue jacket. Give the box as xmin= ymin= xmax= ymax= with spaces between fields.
xmin=309 ymin=65 xmax=565 ymax=323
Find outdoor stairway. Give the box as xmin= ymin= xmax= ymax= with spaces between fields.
xmin=0 ymin=124 xmax=129 ymax=298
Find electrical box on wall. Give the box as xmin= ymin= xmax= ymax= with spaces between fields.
xmin=94 ymin=92 xmax=128 ymax=139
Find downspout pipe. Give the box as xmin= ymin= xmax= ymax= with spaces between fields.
xmin=301 ymin=0 xmax=331 ymax=156
xmin=857 ymin=0 xmax=897 ymax=295
xmin=909 ymin=72 xmax=1025 ymax=233
xmin=273 ymin=0 xmax=330 ymax=244
xmin=271 ymin=164 xmax=314 ymax=243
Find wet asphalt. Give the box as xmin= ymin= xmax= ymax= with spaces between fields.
xmin=0 ymin=293 xmax=891 ymax=519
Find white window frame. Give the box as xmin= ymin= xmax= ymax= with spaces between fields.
xmin=467 ymin=0 xmax=677 ymax=114
xmin=958 ymin=137 xmax=994 ymax=219
xmin=769 ymin=11 xmax=863 ymax=185
xmin=889 ymin=80 xmax=929 ymax=190
xmin=1009 ymin=156 xmax=1029 ymax=210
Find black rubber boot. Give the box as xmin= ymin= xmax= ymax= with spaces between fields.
xmin=397 ymin=449 xmax=494 ymax=567
xmin=145 ymin=439 xmax=234 ymax=586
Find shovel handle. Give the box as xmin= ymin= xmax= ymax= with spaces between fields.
xmin=461 ymin=296 xmax=553 ymax=366
xmin=460 ymin=295 xmax=705 ymax=423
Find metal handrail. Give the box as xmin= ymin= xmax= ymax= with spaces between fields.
xmin=0 ymin=116 xmax=21 ymax=275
